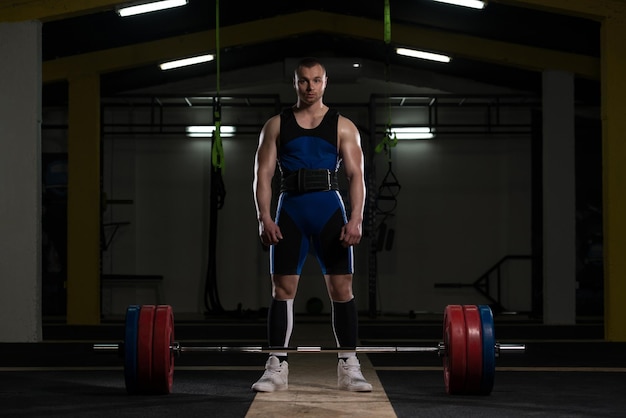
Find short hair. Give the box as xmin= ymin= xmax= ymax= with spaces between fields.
xmin=294 ymin=57 xmax=327 ymax=77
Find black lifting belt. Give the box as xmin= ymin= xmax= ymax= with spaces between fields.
xmin=280 ymin=168 xmax=339 ymax=193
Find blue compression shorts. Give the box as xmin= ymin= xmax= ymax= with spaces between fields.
xmin=270 ymin=190 xmax=354 ymax=275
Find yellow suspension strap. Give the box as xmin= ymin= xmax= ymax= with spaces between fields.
xmin=367 ymin=0 xmax=399 ymax=318
xmin=211 ymin=0 xmax=224 ymax=170
xmin=375 ymin=0 xmax=401 ymax=247
xmin=384 ymin=0 xmax=391 ymax=45
xmin=206 ymin=0 xmax=225 ymax=314
xmin=212 ymin=97 xmax=224 ymax=170
xmin=376 ymin=0 xmax=398 ymax=178
xmin=378 ymin=0 xmax=397 ymax=154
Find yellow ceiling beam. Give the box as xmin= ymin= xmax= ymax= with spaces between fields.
xmin=42 ymin=10 xmax=599 ymax=84
xmin=490 ymin=0 xmax=626 ymax=20
xmin=0 ymin=0 xmax=126 ymax=22
xmin=43 ymin=31 xmax=213 ymax=83
xmin=390 ymin=23 xmax=598 ymax=79
xmin=4 ymin=0 xmax=622 ymax=23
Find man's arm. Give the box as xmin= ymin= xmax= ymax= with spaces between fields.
xmin=338 ymin=115 xmax=366 ymax=247
xmin=253 ymin=115 xmax=283 ymax=245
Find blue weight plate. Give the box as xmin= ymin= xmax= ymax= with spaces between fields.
xmin=124 ymin=305 xmax=141 ymax=394
xmin=478 ymin=305 xmax=495 ymax=395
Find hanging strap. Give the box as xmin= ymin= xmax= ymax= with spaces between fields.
xmin=375 ymin=124 xmax=401 ymax=214
xmin=212 ymin=97 xmax=225 ymax=169
xmin=205 ymin=0 xmax=225 ymax=314
xmin=384 ymin=0 xmax=391 ymax=44
xmin=211 ymin=0 xmax=225 ymax=169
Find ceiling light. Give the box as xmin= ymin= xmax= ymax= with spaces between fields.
xmin=117 ymin=0 xmax=189 ymax=17
xmin=392 ymin=127 xmax=435 ymax=140
xmin=431 ymin=0 xmax=486 ymax=9
xmin=159 ymin=54 xmax=214 ymax=70
xmin=186 ymin=126 xmax=236 ymax=138
xmin=396 ymin=47 xmax=451 ymax=63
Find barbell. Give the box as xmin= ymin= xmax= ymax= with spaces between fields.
xmin=94 ymin=304 xmax=525 ymax=396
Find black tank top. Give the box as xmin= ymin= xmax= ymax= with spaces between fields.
xmin=278 ymin=108 xmax=341 ymax=174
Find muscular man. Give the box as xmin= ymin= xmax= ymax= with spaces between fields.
xmin=252 ymin=57 xmax=372 ymax=392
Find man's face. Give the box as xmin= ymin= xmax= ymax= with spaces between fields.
xmin=294 ymin=64 xmax=327 ymax=105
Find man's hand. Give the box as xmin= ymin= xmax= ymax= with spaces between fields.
xmin=339 ymin=219 xmax=362 ymax=247
xmin=259 ymin=218 xmax=283 ymax=246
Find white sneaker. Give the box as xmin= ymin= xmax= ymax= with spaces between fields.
xmin=251 ymin=356 xmax=289 ymax=392
xmin=337 ymin=357 xmax=373 ymax=392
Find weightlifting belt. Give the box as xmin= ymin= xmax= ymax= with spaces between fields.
xmin=280 ymin=168 xmax=339 ymax=193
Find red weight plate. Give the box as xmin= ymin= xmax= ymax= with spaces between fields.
xmin=442 ymin=305 xmax=467 ymax=394
xmin=137 ymin=305 xmax=156 ymax=394
xmin=463 ymin=305 xmax=483 ymax=395
xmin=152 ymin=305 xmax=175 ymax=394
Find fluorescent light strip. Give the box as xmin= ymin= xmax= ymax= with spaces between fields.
xmin=117 ymin=0 xmax=189 ymax=17
xmin=396 ymin=48 xmax=451 ymax=63
xmin=160 ymin=54 xmax=214 ymax=70
xmin=431 ymin=0 xmax=485 ymax=9
xmin=186 ymin=126 xmax=236 ymax=138
xmin=392 ymin=127 xmax=434 ymax=140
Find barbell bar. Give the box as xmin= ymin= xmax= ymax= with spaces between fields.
xmin=97 ymin=304 xmax=525 ymax=396
xmin=94 ymin=342 xmax=525 ymax=355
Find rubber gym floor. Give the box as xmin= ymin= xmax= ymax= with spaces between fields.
xmin=1 ymin=313 xmax=625 ymax=418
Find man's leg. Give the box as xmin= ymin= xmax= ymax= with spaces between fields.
xmin=332 ymin=297 xmax=358 ymax=352
xmin=268 ymin=297 xmax=294 ymax=358
xmin=251 ymin=275 xmax=298 ymax=392
xmin=326 ymin=274 xmax=372 ymax=392
xmin=326 ymin=274 xmax=356 ymax=354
